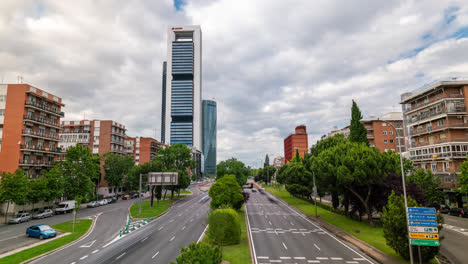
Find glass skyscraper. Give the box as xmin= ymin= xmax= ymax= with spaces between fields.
xmin=202 ymin=100 xmax=217 ymax=175
xmin=161 ymin=61 xmax=167 ymax=144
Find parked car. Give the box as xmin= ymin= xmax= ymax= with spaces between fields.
xmin=87 ymin=201 xmax=100 ymax=208
xmin=439 ymin=204 xmax=450 ymax=214
xmin=461 ymin=208 xmax=468 ymax=218
xmin=9 ymin=213 xmax=31 ymax=224
xmin=26 ymin=224 xmax=57 ymax=239
xmin=55 ymin=200 xmax=75 ymax=214
xmin=122 ymin=195 xmax=131 ymax=200
xmin=98 ymin=199 xmax=108 ymax=206
xmin=252 ymin=188 xmax=257 ymax=192
xmin=105 ymin=197 xmax=117 ymax=204
xmin=449 ymin=207 xmax=463 ymax=216
xmin=131 ymin=193 xmax=141 ymax=199
xmin=32 ymin=209 xmax=53 ymax=219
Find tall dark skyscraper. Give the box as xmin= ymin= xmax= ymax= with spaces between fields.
xmin=202 ymin=100 xmax=217 ymax=175
xmin=161 ymin=61 xmax=167 ymax=144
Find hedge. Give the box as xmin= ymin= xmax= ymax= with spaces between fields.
xmin=207 ymin=208 xmax=241 ymax=245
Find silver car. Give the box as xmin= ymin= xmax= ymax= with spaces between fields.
xmin=98 ymin=199 xmax=108 ymax=206
xmin=9 ymin=213 xmax=31 ymax=224
xmin=32 ymin=209 xmax=53 ymax=219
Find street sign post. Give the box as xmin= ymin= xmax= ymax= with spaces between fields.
xmin=148 ymin=172 xmax=178 ymax=186
xmin=409 ymin=226 xmax=438 ymax=233
xmin=408 ymin=207 xmax=436 ymax=214
xmin=407 ymin=207 xmax=439 ymax=250
xmin=408 ymin=220 xmax=438 ymax=227
xmin=408 ymin=214 xmax=437 ymax=220
xmin=409 ymin=233 xmax=439 ymax=240
xmin=410 ymin=239 xmax=440 ymax=246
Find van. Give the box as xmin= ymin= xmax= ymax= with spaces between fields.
xmin=55 ymin=200 xmax=76 ymax=214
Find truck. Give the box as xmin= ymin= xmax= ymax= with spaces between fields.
xmin=54 ymin=200 xmax=76 ymax=214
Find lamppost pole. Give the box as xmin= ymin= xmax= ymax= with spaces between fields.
xmin=139 ymin=173 xmax=142 ymax=214
xmin=378 ymin=118 xmax=413 ymax=264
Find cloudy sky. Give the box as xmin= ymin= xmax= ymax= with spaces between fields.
xmin=1 ymin=0 xmax=468 ymax=167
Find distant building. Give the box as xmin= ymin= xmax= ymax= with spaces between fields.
xmin=161 ymin=61 xmax=167 ymax=144
xmin=60 ymin=119 xmax=126 ymax=196
xmin=124 ymin=137 xmax=163 ymax=165
xmin=361 ymin=112 xmax=406 ymax=153
xmin=273 ymin=157 xmax=286 ymax=168
xmin=0 ymin=84 xmax=64 ymax=178
xmin=326 ymin=124 xmax=350 ymax=139
xmin=284 ymin=125 xmax=308 ymax=162
xmin=202 ymin=100 xmax=217 ymax=175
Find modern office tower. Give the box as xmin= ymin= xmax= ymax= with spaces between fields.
xmin=284 ymin=125 xmax=308 ymax=162
xmin=164 ymin=25 xmax=202 ymax=150
xmin=59 ymin=119 xmax=126 ymax=196
xmin=202 ymin=100 xmax=217 ymax=175
xmin=0 ymin=84 xmax=64 ymax=178
xmin=161 ymin=61 xmax=167 ymax=144
xmin=401 ymin=78 xmax=468 ymax=195
xmin=124 ymin=136 xmax=163 ymax=165
xmin=361 ymin=112 xmax=406 ymax=153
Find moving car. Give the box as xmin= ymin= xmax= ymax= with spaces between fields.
xmin=449 ymin=207 xmax=463 ymax=216
xmin=9 ymin=213 xmax=31 ymax=224
xmin=32 ymin=209 xmax=53 ymax=219
xmin=87 ymin=201 xmax=100 ymax=208
xmin=439 ymin=204 xmax=450 ymax=214
xmin=26 ymin=224 xmax=57 ymax=239
xmin=98 ymin=199 xmax=108 ymax=206
xmin=252 ymin=188 xmax=257 ymax=192
xmin=122 ymin=195 xmax=131 ymax=200
xmin=461 ymin=208 xmax=468 ymax=218
xmin=55 ymin=200 xmax=75 ymax=214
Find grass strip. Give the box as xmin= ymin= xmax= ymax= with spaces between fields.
xmin=0 ymin=219 xmax=92 ymax=264
xmin=179 ymin=190 xmax=192 ymax=195
xmin=130 ymin=198 xmax=182 ymax=219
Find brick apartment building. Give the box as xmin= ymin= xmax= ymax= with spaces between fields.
xmin=273 ymin=156 xmax=286 ymax=168
xmin=124 ymin=136 xmax=163 ymax=165
xmin=401 ymin=78 xmax=468 ymax=196
xmin=0 ymin=84 xmax=64 ymax=177
xmin=361 ymin=112 xmax=406 ymax=153
xmin=284 ymin=125 xmax=308 ymax=162
xmin=59 ymin=119 xmax=126 ymax=195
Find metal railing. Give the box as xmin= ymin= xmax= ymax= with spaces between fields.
xmin=409 ymin=150 xmax=468 ymax=161
xmin=412 ymin=122 xmax=468 ymax=136
xmin=18 ymin=159 xmax=54 ymax=166
xmin=20 ymin=144 xmax=61 ymax=153
xmin=409 ymin=106 xmax=466 ymax=124
xmin=23 ymin=115 xmax=62 ymax=129
xmin=21 ymin=130 xmax=59 ymax=140
xmin=25 ymin=100 xmax=63 ymax=116
xmin=408 ymin=94 xmax=464 ymax=113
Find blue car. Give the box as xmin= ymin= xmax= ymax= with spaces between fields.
xmin=26 ymin=224 xmax=57 ymax=239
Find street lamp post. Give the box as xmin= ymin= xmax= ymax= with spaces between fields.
xmin=378 ymin=118 xmax=413 ymax=264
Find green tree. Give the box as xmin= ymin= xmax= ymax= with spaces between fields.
xmin=283 ymin=162 xmax=313 ymax=199
xmin=43 ymin=166 xmax=65 ymax=206
xmin=103 ymin=153 xmax=134 ymax=194
xmin=458 ymin=157 xmax=468 ymax=195
xmin=0 ymin=169 xmax=28 ymax=222
xmin=172 ymin=242 xmax=222 ymax=264
xmin=27 ymin=177 xmax=47 ymax=212
xmin=348 ymin=100 xmax=369 ymax=145
xmin=408 ymin=169 xmax=444 ymax=203
xmin=207 ymin=208 xmax=241 ymax=246
xmin=56 ymin=145 xmax=100 ymax=200
xmin=381 ymin=191 xmax=441 ymax=262
xmin=126 ymin=160 xmax=163 ymax=207
xmin=209 ymin=175 xmax=244 ymax=210
xmin=216 ymin=158 xmax=249 ymax=186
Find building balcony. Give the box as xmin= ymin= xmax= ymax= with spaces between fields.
xmin=23 ymin=115 xmax=62 ymax=129
xmin=25 ymin=101 xmax=64 ymax=117
xmin=111 ymin=139 xmax=125 ymax=145
xmin=20 ymin=144 xmax=61 ymax=154
xmin=22 ymin=130 xmax=59 ymax=141
xmin=365 ymin=126 xmax=374 ymax=130
xmin=406 ymin=94 xmax=464 ymax=114
xmin=19 ymin=159 xmax=54 ymax=167
xmin=409 ymin=150 xmax=468 ymax=161
xmin=366 ymin=134 xmax=375 ymax=139
xmin=111 ymin=131 xmax=126 ymax=137
xmin=412 ymin=122 xmax=468 ymax=137
xmin=408 ymin=107 xmax=466 ymax=126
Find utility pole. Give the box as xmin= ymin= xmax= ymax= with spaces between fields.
xmin=139 ymin=173 xmax=142 ymax=214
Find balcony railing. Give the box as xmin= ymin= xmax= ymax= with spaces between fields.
xmin=409 ymin=106 xmax=466 ymax=125
xmin=23 ymin=115 xmax=62 ymax=129
xmin=22 ymin=130 xmax=59 ymax=141
xmin=25 ymin=101 xmax=63 ymax=117
xmin=111 ymin=139 xmax=125 ymax=145
xmin=413 ymin=122 xmax=468 ymax=136
xmin=366 ymin=134 xmax=375 ymax=139
xmin=409 ymin=94 xmax=464 ymax=113
xmin=20 ymin=144 xmax=61 ymax=154
xmin=19 ymin=159 xmax=54 ymax=167
xmin=111 ymin=131 xmax=126 ymax=137
xmin=409 ymin=150 xmax=468 ymax=161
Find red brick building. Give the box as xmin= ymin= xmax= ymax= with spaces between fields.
xmin=284 ymin=125 xmax=308 ymax=162
xmin=0 ymin=84 xmax=64 ymax=177
xmin=124 ymin=136 xmax=163 ymax=165
xmin=361 ymin=112 xmax=406 ymax=153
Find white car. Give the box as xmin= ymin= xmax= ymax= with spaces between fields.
xmin=98 ymin=199 xmax=108 ymax=206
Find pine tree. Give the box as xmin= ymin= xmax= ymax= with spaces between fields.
xmin=349 ymin=100 xmax=369 ymax=145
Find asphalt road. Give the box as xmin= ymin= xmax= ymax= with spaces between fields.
xmin=440 ymin=213 xmax=468 ymax=264
xmin=31 ymin=185 xmax=210 ymax=264
xmin=246 ymin=189 xmax=374 ymax=264
xmin=0 ymin=199 xmax=136 ymax=255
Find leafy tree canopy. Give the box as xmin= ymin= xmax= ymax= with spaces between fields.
xmin=408 ymin=168 xmax=444 ymax=203
xmin=216 ymin=158 xmax=249 ymax=186
xmin=103 ymin=153 xmax=134 ymax=191
xmin=209 ymin=174 xmax=244 ymax=210
xmin=348 ymin=100 xmax=369 ymax=145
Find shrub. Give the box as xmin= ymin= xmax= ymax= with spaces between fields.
xmin=381 ymin=191 xmax=441 ymax=262
xmin=207 ymin=208 xmax=241 ymax=245
xmin=172 ymin=242 xmax=222 ymax=264
xmin=209 ymin=175 xmax=244 ymax=210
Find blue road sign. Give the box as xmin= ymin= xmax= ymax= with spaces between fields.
xmin=408 ymin=207 xmax=436 ymax=214
xmin=409 ymin=220 xmax=437 ymax=227
xmin=408 ymin=214 xmax=437 ymax=221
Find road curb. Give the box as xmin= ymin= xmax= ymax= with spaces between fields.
xmin=266 ymin=190 xmax=401 ymax=264
xmin=21 ymin=217 xmax=96 ymax=264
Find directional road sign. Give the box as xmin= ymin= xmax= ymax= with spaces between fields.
xmin=409 ymin=220 xmax=438 ymax=227
xmin=409 ymin=226 xmax=438 ymax=233
xmin=408 ymin=207 xmax=436 ymax=214
xmin=410 ymin=239 xmax=440 ymax=246
xmin=408 ymin=214 xmax=437 ymax=220
xmin=410 ymin=233 xmax=439 ymax=240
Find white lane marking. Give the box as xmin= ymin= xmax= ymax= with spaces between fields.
xmin=353 ymin=258 xmax=365 ymax=260
xmin=290 ymin=222 xmax=294 ymax=226
xmin=282 ymin=242 xmax=288 ymax=250
xmin=116 ymin=252 xmax=126 ymax=260
xmin=80 ymin=239 xmax=96 ymax=248
xmin=331 ymin=257 xmax=343 ymax=260
xmin=314 ymin=243 xmax=321 ymax=250
xmin=70 ymin=262 xmax=76 ymax=264
xmin=182 ymin=226 xmax=186 ymax=230
xmin=197 ymin=224 xmax=209 ymax=243
xmin=257 ymin=256 xmax=269 ymax=259
xmin=269 ymin=221 xmax=272 ymax=225
xmin=280 ymin=257 xmax=291 ymax=259
xmin=307 ymin=261 xmax=320 ymax=263
xmin=152 ymin=251 xmax=160 ymax=259
xmin=170 ymin=236 xmax=175 ymax=242
xmin=346 ymin=262 xmax=359 ymax=264
xmin=317 ymin=257 xmax=328 ymax=260
xmin=0 ymin=234 xmax=26 ymax=242
xmin=245 ymin=204 xmax=258 ymax=264
xmin=159 ymin=226 xmax=164 ymax=230
xmin=294 ymin=257 xmax=306 ymax=259
xmin=92 ymin=249 xmax=99 ymax=254
xmin=270 ymin=261 xmax=282 ymax=263
xmin=141 ymin=236 xmax=148 ymax=242
xmin=80 ymin=255 xmax=88 ymax=260
xmin=178 ymin=214 xmax=182 ymax=216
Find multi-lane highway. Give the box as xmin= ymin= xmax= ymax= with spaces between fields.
xmin=246 ymin=189 xmax=374 ymax=264
xmin=31 ymin=185 xmax=210 ymax=264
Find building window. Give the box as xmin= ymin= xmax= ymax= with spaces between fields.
xmin=419 ymin=137 xmax=425 ymax=143
xmin=435 ymin=93 xmax=440 ymax=99
xmin=437 ymin=119 xmax=444 ymax=126
xmin=0 ymin=109 xmax=4 ymax=116
xmin=384 ymin=139 xmax=388 ymax=144
xmin=431 ymin=163 xmax=437 ymax=172
xmin=389 ymin=130 xmax=393 ymax=135
xmin=444 ymin=176 xmax=452 ymax=183
xmin=440 ymin=133 xmax=446 ymax=139
xmin=390 ymin=139 xmax=394 ymax=144
xmin=0 ymin=95 xmax=6 ymax=102
xmin=443 ymin=162 xmax=450 ymax=172
xmin=417 ymin=125 xmax=422 ymax=131
xmin=382 ymin=123 xmax=387 ymax=126
xmin=383 ymin=131 xmax=387 ymax=135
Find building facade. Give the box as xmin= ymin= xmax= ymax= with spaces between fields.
xmin=361 ymin=112 xmax=406 ymax=153
xmin=202 ymin=100 xmax=217 ymax=175
xmin=0 ymin=84 xmax=64 ymax=177
xmin=164 ymin=25 xmax=202 ymax=150
xmin=401 ymin=78 xmax=468 ymax=193
xmin=161 ymin=61 xmax=167 ymax=144
xmin=124 ymin=136 xmax=162 ymax=165
xmin=273 ymin=157 xmax=286 ymax=168
xmin=59 ymin=119 xmax=126 ymax=195
xmin=284 ymin=125 xmax=308 ymax=162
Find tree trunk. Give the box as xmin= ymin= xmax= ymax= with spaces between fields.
xmin=170 ymin=188 xmax=174 ymax=200
xmin=343 ymin=191 xmax=350 ymax=216
xmin=4 ymin=201 xmax=10 ymax=223
xmin=348 ymin=186 xmax=374 ymax=228
xmin=163 ymin=188 xmax=168 ymax=200
xmin=331 ymin=190 xmax=339 ymax=209
xmin=150 ymin=186 xmax=155 ymax=208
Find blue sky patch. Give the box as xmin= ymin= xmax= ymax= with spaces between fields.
xmin=174 ymin=0 xmax=185 ymax=11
